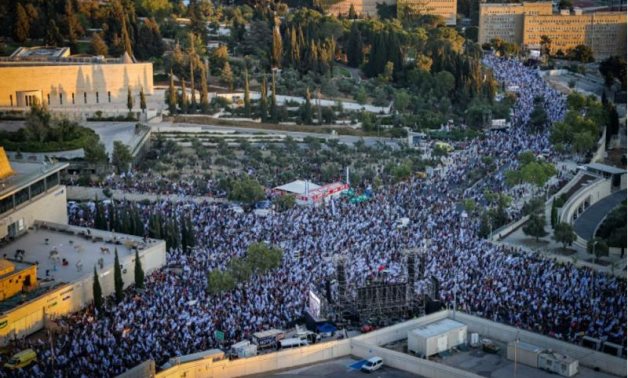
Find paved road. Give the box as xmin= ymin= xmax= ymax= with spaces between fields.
xmin=152 ymin=122 xmax=401 ymax=147
xmin=66 ymin=186 xmax=226 ymax=204
xmin=573 ymin=190 xmax=627 ymax=240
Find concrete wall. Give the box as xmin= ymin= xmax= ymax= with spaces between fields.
xmin=560 ymin=178 xmax=611 ymax=224
xmin=353 ymin=311 xmax=449 ymax=346
xmin=0 ymin=63 xmax=153 ymax=107
xmin=157 ymin=339 xmax=351 ymax=378
xmin=0 ymin=186 xmax=68 ymax=240
xmin=455 ymin=312 xmax=628 ymax=376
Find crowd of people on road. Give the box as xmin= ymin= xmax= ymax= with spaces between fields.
xmin=3 ymin=55 xmax=624 ymax=378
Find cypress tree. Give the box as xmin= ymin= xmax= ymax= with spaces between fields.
xmin=134 ymin=250 xmax=144 ymax=289
xmin=114 ymin=248 xmax=124 ymax=303
xmin=139 ymin=88 xmax=146 ymax=113
xmin=167 ymin=70 xmax=177 ymax=114
xmin=272 ymin=18 xmax=283 ymax=67
xmin=301 ymin=87 xmax=313 ymax=124
xmin=270 ymin=71 xmax=278 ymax=122
xmin=347 ymin=23 xmax=363 ymax=68
xmin=127 ymin=87 xmax=133 ymax=112
xmin=244 ymin=68 xmax=251 ymax=117
xmin=200 ymin=64 xmax=210 ymax=114
xmin=93 ymin=267 xmax=103 ymax=311
xmin=189 ymin=58 xmax=196 ymax=111
xmin=260 ymin=76 xmax=268 ymax=121
xmin=15 ymin=3 xmax=30 ymax=43
xmin=179 ymin=79 xmax=189 ymax=113
xmin=121 ymin=15 xmax=133 ymax=57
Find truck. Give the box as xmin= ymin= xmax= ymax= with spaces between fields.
xmin=252 ymin=329 xmax=285 ymax=349
xmin=229 ymin=340 xmax=258 ymax=359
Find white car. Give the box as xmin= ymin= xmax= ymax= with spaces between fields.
xmin=361 ymin=357 xmax=383 ymax=373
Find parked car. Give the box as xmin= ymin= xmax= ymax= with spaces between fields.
xmin=361 ymin=356 xmax=384 ymax=373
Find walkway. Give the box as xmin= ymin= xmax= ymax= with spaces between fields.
xmin=573 ymin=189 xmax=627 ymax=240
xmin=66 ymin=186 xmax=226 ymax=204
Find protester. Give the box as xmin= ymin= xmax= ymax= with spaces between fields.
xmin=5 ymin=55 xmax=624 ymax=378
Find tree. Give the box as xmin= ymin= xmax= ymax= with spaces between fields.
xmin=348 ymin=3 xmax=358 ymax=19
xmin=127 ymin=88 xmax=133 ymax=113
xmin=112 ymin=141 xmax=132 ymax=173
xmin=221 ymin=62 xmax=233 ymax=91
xmin=167 ymin=70 xmax=177 ymax=114
xmin=568 ymin=45 xmax=594 ymax=63
xmin=246 ymin=243 xmax=283 ymax=272
xmin=523 ymin=213 xmax=547 ymax=241
xmin=540 ymin=35 xmax=552 ymax=57
xmin=479 ymin=212 xmax=492 ymax=238
xmin=134 ymin=249 xmax=144 ymax=289
xmin=84 ymin=142 xmax=109 ymax=165
xmin=529 ymin=103 xmax=549 ymax=132
xmin=505 ymin=152 xmax=556 ymax=187
xmin=300 ymin=88 xmax=313 ymax=124
xmin=200 ymin=64 xmax=210 ymax=114
xmin=93 ymin=267 xmax=103 ymax=311
xmin=228 ymin=177 xmax=265 ymax=208
xmin=121 ymin=15 xmax=134 ymax=57
xmin=346 ymin=23 xmax=364 ymax=68
xmin=139 ymin=88 xmax=146 ymax=113
xmin=179 ymin=79 xmax=189 ymax=113
xmin=45 ymin=20 xmax=64 ymax=47
xmin=550 ymin=199 xmax=559 ymax=228
xmin=207 ymin=270 xmax=236 ymax=295
xmin=554 ymin=222 xmax=576 ymax=250
xmin=90 ymin=33 xmax=109 ymax=56
xmin=65 ymin=0 xmax=83 ymax=48
xmin=243 ymin=68 xmax=251 ymax=117
xmin=113 ymin=248 xmax=124 ymax=303
xmin=259 ymin=76 xmax=268 ymax=121
xmin=587 ymin=238 xmax=609 ymax=263
xmin=15 ymin=3 xmax=30 ymax=43
xmin=273 ymin=194 xmax=295 ymax=212
xmin=270 ymin=71 xmax=278 ymax=122
xmin=271 ymin=18 xmax=283 ymax=67
xmin=599 ymin=56 xmax=627 ymax=89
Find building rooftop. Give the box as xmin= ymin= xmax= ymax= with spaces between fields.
xmin=0 ymin=46 xmax=137 ymax=66
xmin=274 ymin=180 xmax=321 ymax=195
xmin=0 ymin=221 xmax=160 ymax=313
xmin=0 ymin=259 xmax=33 ymax=280
xmin=0 ymin=159 xmax=68 ymax=200
xmin=585 ymin=163 xmax=627 ymax=175
xmin=410 ymin=319 xmax=466 ymax=338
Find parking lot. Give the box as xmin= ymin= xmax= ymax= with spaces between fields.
xmin=247 ymin=356 xmax=423 ymax=378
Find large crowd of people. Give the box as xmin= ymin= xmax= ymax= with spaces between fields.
xmin=3 ymin=55 xmax=625 ymax=378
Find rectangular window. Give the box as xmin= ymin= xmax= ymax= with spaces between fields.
xmin=96 ymin=92 xmax=99 ymax=103
xmin=84 ymin=92 xmax=87 ymax=104
xmin=108 ymin=91 xmax=111 ymax=103
xmin=60 ymin=94 xmax=63 ymax=105
xmin=10 ymin=95 xmax=13 ymax=107
xmin=72 ymin=93 xmax=75 ymax=104
xmin=47 ymin=94 xmax=50 ymax=105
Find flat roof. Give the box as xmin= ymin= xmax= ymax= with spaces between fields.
xmin=508 ymin=340 xmax=543 ymax=353
xmin=10 ymin=46 xmax=70 ymax=59
xmin=0 ymin=221 xmax=161 ymax=313
xmin=411 ymin=319 xmax=466 ymax=338
xmin=274 ymin=180 xmax=321 ymax=195
xmin=0 ymin=160 xmax=68 ymax=200
xmin=0 ymin=259 xmax=33 ymax=280
xmin=585 ymin=163 xmax=626 ymax=175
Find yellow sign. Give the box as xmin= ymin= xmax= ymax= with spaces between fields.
xmin=0 ymin=147 xmax=14 ymax=180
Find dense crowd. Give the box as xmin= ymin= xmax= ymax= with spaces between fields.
xmin=3 ymin=56 xmax=625 ymax=378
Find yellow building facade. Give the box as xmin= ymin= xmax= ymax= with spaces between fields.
xmin=0 ymin=47 xmax=153 ymax=108
xmin=479 ymin=4 xmax=627 ymax=60
xmin=0 ymin=260 xmax=37 ymax=301
xmin=479 ymin=2 xmax=553 ymax=45
xmin=523 ymin=12 xmax=627 ymax=59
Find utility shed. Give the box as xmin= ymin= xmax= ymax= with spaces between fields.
xmin=408 ymin=319 xmax=467 ymax=357
xmin=538 ymin=351 xmax=579 ymax=377
xmin=507 ymin=341 xmax=543 ymax=368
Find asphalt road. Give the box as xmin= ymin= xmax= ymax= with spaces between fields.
xmin=573 ymin=190 xmax=627 ymax=240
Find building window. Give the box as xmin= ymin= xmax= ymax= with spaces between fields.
xmin=96 ymin=92 xmax=99 ymax=103
xmin=59 ymin=93 xmax=63 ymax=105
xmin=84 ymin=92 xmax=87 ymax=104
xmin=72 ymin=93 xmax=75 ymax=104
xmin=108 ymin=91 xmax=111 ymax=103
xmin=47 ymin=94 xmax=50 ymax=105
xmin=10 ymin=95 xmax=13 ymax=107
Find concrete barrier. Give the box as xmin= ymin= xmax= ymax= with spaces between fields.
xmin=560 ymin=178 xmax=610 ymax=224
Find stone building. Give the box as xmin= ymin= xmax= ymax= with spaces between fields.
xmin=0 ymin=46 xmax=153 ymax=109
xmin=327 ymin=0 xmax=457 ymax=25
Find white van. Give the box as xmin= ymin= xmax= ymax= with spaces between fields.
xmin=279 ymin=338 xmax=309 ymax=349
xmin=361 ymin=356 xmax=383 ymax=373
